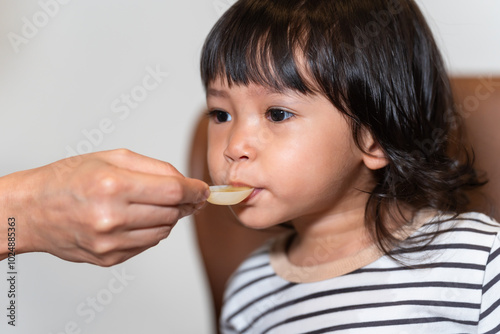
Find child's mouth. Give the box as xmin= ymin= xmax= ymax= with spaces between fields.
xmin=240 ymin=188 xmax=262 ymax=203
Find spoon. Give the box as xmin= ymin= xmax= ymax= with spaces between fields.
xmin=207 ymin=185 xmax=254 ymax=205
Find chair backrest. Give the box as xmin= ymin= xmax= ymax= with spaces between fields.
xmin=451 ymin=77 xmax=500 ymax=220
xmin=188 ymin=76 xmax=500 ymax=326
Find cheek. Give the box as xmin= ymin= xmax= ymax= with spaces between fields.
xmin=273 ymin=134 xmax=356 ymax=193
xmin=273 ymin=135 xmax=325 ymax=174
xmin=262 ymin=139 xmax=320 ymax=197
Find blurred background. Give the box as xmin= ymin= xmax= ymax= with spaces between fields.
xmin=0 ymin=1 xmax=499 ymax=333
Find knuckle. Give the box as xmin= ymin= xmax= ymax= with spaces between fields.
xmin=85 ymin=202 xmax=121 ymax=233
xmin=157 ymin=225 xmax=173 ymax=241
xmin=93 ymin=172 xmax=121 ymax=197
xmin=110 ymin=148 xmax=136 ymax=166
xmin=94 ymin=251 xmax=131 ymax=267
xmin=91 ymin=238 xmax=117 ymax=257
xmin=70 ymin=163 xmax=123 ymax=200
xmin=74 ymin=234 xmax=122 ymax=267
xmin=113 ymin=148 xmax=133 ymax=159
xmin=95 ymin=256 xmax=119 ymax=267
xmin=92 ymin=211 xmax=120 ymax=233
xmin=162 ymin=161 xmax=179 ymax=175
xmin=163 ymin=207 xmax=183 ymax=224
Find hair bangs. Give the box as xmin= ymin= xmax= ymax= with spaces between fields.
xmin=200 ymin=1 xmax=318 ymax=94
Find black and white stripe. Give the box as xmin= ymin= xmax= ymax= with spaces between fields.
xmin=220 ymin=212 xmax=500 ymax=333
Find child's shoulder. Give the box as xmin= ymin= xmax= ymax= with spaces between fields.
xmin=419 ymin=211 xmax=500 ymax=239
xmin=439 ymin=211 xmax=498 ymax=227
xmin=399 ymin=211 xmax=500 ymax=265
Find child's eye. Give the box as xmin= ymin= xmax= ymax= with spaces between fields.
xmin=208 ymin=110 xmax=232 ymax=123
xmin=266 ymin=108 xmax=294 ymax=122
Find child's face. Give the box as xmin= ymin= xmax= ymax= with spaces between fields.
xmin=206 ymin=79 xmax=374 ymax=229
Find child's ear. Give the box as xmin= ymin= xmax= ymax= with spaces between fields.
xmin=359 ymin=128 xmax=389 ymax=170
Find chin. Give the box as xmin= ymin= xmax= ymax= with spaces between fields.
xmin=231 ymin=208 xmax=286 ymax=230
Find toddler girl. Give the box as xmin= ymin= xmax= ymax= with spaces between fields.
xmin=201 ymin=0 xmax=500 ymax=332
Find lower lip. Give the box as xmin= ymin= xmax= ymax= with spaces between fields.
xmin=241 ymin=188 xmax=262 ymax=203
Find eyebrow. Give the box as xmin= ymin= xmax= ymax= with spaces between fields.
xmin=206 ymin=88 xmax=229 ymax=98
xmin=207 ymin=86 xmax=289 ymax=98
xmin=206 ymin=85 xmax=315 ymax=100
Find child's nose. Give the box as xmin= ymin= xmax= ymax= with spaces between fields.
xmin=223 ymin=123 xmax=256 ymax=163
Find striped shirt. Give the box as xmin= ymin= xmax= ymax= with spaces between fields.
xmin=220 ymin=212 xmax=500 ymax=333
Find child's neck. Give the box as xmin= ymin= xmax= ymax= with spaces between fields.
xmin=288 ymin=205 xmax=372 ymax=267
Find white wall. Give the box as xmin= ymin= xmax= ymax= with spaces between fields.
xmin=0 ymin=1 xmax=498 ymax=334
xmin=416 ymin=0 xmax=500 ymax=75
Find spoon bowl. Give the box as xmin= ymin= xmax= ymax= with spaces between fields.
xmin=207 ymin=185 xmax=254 ymax=205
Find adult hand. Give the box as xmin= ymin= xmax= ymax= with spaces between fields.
xmin=0 ymin=149 xmax=209 ymax=266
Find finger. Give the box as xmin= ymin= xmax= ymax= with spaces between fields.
xmin=95 ymin=149 xmax=183 ymax=176
xmin=117 ymin=169 xmax=209 ymax=206
xmin=82 ymin=224 xmax=178 ymax=266
xmin=112 ymin=202 xmax=199 ymax=231
xmin=90 ymin=225 xmax=175 ymax=254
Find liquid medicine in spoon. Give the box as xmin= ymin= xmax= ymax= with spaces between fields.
xmin=207 ymin=186 xmax=254 ymax=205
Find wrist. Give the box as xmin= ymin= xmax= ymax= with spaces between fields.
xmin=0 ymin=169 xmax=37 ymax=259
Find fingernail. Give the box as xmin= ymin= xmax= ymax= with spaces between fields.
xmin=203 ymin=188 xmax=211 ymax=201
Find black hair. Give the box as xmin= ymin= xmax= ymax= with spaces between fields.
xmin=200 ymin=0 xmax=485 ymax=255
